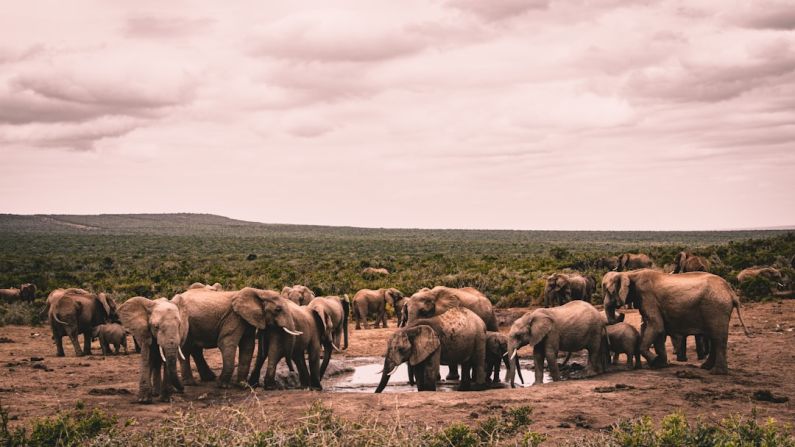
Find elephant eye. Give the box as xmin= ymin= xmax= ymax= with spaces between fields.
xmin=275 ymin=305 xmax=283 ymax=312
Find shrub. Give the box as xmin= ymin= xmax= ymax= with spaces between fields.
xmin=1 ymin=402 xmax=117 ymax=447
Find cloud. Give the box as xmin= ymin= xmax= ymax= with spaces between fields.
xmin=123 ymin=15 xmax=214 ymax=38
xmin=446 ymin=0 xmax=549 ymax=21
xmin=0 ymin=115 xmax=145 ymax=151
xmin=731 ymin=2 xmax=795 ymax=30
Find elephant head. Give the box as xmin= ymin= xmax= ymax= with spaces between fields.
xmin=19 ymin=283 xmax=36 ymax=301
xmin=310 ymin=304 xmax=338 ymax=351
xmin=544 ymin=274 xmax=570 ymax=306
xmin=281 ymin=285 xmax=316 ymax=306
xmin=602 ymin=272 xmax=630 ymax=324
xmin=759 ymin=267 xmax=783 ymax=282
xmin=259 ymin=293 xmax=302 ymax=336
xmin=118 ymin=296 xmax=189 ymax=402
xmin=406 ymin=287 xmax=460 ymax=322
xmin=375 ymin=325 xmax=440 ymax=393
xmin=506 ymin=311 xmax=553 ymax=387
xmin=232 ymin=288 xmax=277 ymax=330
xmin=673 ymin=252 xmax=687 ymax=273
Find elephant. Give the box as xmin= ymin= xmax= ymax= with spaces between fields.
xmin=595 ymin=256 xmax=619 ymax=271
xmin=281 ymin=285 xmax=315 ymax=305
xmin=616 ymin=253 xmax=653 ymax=271
xmin=92 ymin=322 xmax=128 ymax=355
xmin=48 ymin=289 xmax=117 ymax=357
xmin=670 ymin=333 xmax=709 ymax=362
xmin=673 ymin=251 xmax=708 ymax=273
xmin=506 ymin=300 xmax=608 ymax=386
xmin=397 ymin=297 xmax=410 ymax=327
xmin=0 ymin=283 xmax=36 ymax=303
xmin=485 ymin=331 xmax=523 ymax=384
xmin=375 ymin=307 xmax=487 ymax=392
xmin=247 ymin=293 xmax=324 ymax=390
xmin=605 ymin=322 xmax=641 ymax=369
xmin=736 ymin=266 xmax=783 ymax=284
xmin=602 ymin=269 xmax=750 ymax=374
xmin=406 ymin=286 xmax=497 ymax=380
xmin=177 ymin=287 xmax=271 ymax=388
xmin=362 ymin=267 xmax=390 ymax=278
xmin=188 ymin=282 xmax=223 ymax=291
xmin=352 ymin=288 xmax=403 ymax=329
xmin=543 ymin=273 xmax=594 ymax=307
xmin=118 ymin=296 xmax=190 ymax=403
xmin=306 ymin=295 xmax=350 ymax=378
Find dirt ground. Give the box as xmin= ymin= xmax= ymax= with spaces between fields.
xmin=1 ymin=301 xmax=793 ymax=443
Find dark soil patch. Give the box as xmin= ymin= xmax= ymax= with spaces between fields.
xmin=752 ymin=390 xmax=789 ymax=404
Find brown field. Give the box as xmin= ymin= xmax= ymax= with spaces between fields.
xmin=1 ymin=301 xmax=793 ymax=443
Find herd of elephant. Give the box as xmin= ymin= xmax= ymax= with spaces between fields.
xmin=32 ymin=251 xmax=786 ymax=403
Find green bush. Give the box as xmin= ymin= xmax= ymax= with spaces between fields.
xmin=0 ymin=302 xmax=44 ymax=327
xmin=738 ymin=276 xmax=776 ymax=302
xmin=1 ymin=402 xmax=117 ymax=447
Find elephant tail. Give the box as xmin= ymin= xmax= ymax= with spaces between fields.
xmin=732 ymin=295 xmax=751 ymax=337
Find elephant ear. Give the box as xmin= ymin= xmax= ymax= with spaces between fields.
xmin=433 ymin=287 xmax=462 ymax=314
xmin=281 ymin=286 xmax=291 ymax=297
xmin=118 ymin=297 xmax=156 ymax=347
xmin=407 ymin=325 xmax=440 ymax=366
xmin=618 ymin=273 xmax=630 ymax=306
xmin=232 ymin=288 xmax=267 ymax=329
xmin=526 ymin=315 xmax=553 ymax=347
xmin=96 ymin=293 xmax=113 ymax=319
xmin=311 ymin=306 xmax=333 ymax=341
xmin=170 ymin=295 xmax=190 ymax=344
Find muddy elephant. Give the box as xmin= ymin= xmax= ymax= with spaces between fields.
xmin=0 ymin=283 xmax=36 ymax=303
xmin=507 ymin=300 xmax=608 ymax=386
xmin=616 ymin=253 xmax=653 ymax=271
xmin=606 ymin=322 xmax=641 ymax=368
xmin=485 ymin=331 xmax=522 ymax=384
xmin=736 ymin=266 xmax=783 ymax=284
xmin=673 ymin=252 xmax=708 ymax=273
xmin=352 ymin=288 xmax=403 ymax=329
xmin=119 ymin=296 xmax=190 ymax=403
xmin=306 ymin=295 xmax=350 ymax=378
xmin=177 ymin=287 xmax=271 ymax=388
xmin=92 ymin=322 xmax=128 ymax=355
xmin=603 ymin=269 xmax=750 ymax=374
xmin=543 ymin=273 xmax=594 ymax=307
xmin=375 ymin=307 xmax=487 ymax=392
xmin=281 ymin=285 xmax=315 ymax=306
xmin=48 ymin=289 xmax=117 ymax=357
xmin=248 ymin=293 xmax=324 ymax=390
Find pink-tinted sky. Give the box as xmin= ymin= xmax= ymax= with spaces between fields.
xmin=1 ymin=0 xmax=793 ymax=230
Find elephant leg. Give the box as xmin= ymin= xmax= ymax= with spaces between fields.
xmin=54 ymin=335 xmax=66 ymax=357
xmin=625 ymin=353 xmax=632 ymax=367
xmin=695 ymin=336 xmax=708 ymax=360
xmin=533 ymin=345 xmax=545 ymax=385
xmin=294 ymin=352 xmax=310 ymax=388
xmin=192 ymin=349 xmax=216 ymax=382
xmin=180 ymin=346 xmax=197 ymax=386
xmin=236 ymin=332 xmax=255 ymax=386
xmin=459 ymin=364 xmax=471 ymax=391
xmin=446 ymin=364 xmax=460 ymax=381
xmin=612 ymin=352 xmax=619 ymax=365
xmin=652 ymin=332 xmax=668 ymax=368
xmin=638 ymin=322 xmax=664 ymax=367
xmin=634 ymin=351 xmax=642 ymax=369
xmin=68 ymin=331 xmax=82 ymax=357
xmin=710 ymin=336 xmax=728 ymax=374
xmin=700 ymin=335 xmax=718 ymax=371
xmin=545 ymin=346 xmax=560 ymax=381
xmin=216 ymin=340 xmax=238 ymax=388
xmin=319 ymin=341 xmax=332 ymax=379
xmin=407 ymin=364 xmax=416 ymax=386
xmin=151 ymin=352 xmax=162 ymax=397
xmin=308 ymin=347 xmax=322 ymax=390
xmin=673 ymin=335 xmax=687 ymax=362
xmin=263 ymin=339 xmax=283 ymax=389
xmin=136 ymin=347 xmax=153 ymax=403
xmin=82 ymin=330 xmax=92 ymax=356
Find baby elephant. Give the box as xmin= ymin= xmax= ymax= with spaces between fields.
xmin=485 ymin=332 xmax=523 ymax=384
xmin=606 ymin=322 xmax=640 ymax=369
xmin=92 ymin=323 xmax=128 ymax=355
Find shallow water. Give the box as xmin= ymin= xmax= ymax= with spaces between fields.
xmin=327 ymin=358 xmax=552 ymax=393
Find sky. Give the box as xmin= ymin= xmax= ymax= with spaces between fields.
xmin=1 ymin=0 xmax=794 ymax=231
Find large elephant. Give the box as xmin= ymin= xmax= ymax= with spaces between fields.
xmin=118 ymin=296 xmax=189 ymax=403
xmin=0 ymin=283 xmax=36 ymax=303
xmin=306 ymin=295 xmax=350 ymax=378
xmin=406 ymin=286 xmax=497 ymax=380
xmin=673 ymin=252 xmax=708 ymax=273
xmin=506 ymin=300 xmax=607 ymax=386
xmin=543 ymin=273 xmax=594 ymax=307
xmin=352 ymin=288 xmax=403 ymax=329
xmin=281 ymin=285 xmax=315 ymax=305
xmin=177 ymin=287 xmax=270 ymax=388
xmin=616 ymin=253 xmax=653 ymax=271
xmin=375 ymin=307 xmax=487 ymax=392
xmin=595 ymin=256 xmax=619 ymax=271
xmin=48 ymin=289 xmax=117 ymax=357
xmin=736 ymin=266 xmax=782 ymax=284
xmin=603 ymin=269 xmax=750 ymax=374
xmin=248 ymin=293 xmax=324 ymax=390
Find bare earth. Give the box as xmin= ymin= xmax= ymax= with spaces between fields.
xmin=1 ymin=301 xmax=793 ymax=443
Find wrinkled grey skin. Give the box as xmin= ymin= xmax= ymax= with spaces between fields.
xmin=543 ymin=273 xmax=594 ymax=307
xmin=603 ymin=270 xmax=750 ymax=374
xmin=606 ymin=322 xmax=641 ymax=369
xmin=0 ymin=283 xmax=35 ymax=303
xmin=281 ymin=285 xmax=315 ymax=306
xmin=48 ymin=289 xmax=117 ymax=357
xmin=507 ymin=301 xmax=608 ymax=386
xmin=673 ymin=252 xmax=709 ymax=274
xmin=616 ymin=253 xmax=653 ymax=271
xmin=177 ymin=287 xmax=269 ymax=388
xmin=375 ymin=307 xmax=487 ymax=393
xmin=352 ymin=288 xmax=403 ymax=329
xmin=119 ymin=297 xmax=189 ymax=403
xmin=92 ymin=323 xmax=128 ymax=355
xmin=306 ymin=295 xmax=350 ymax=378
xmin=248 ymin=294 xmax=324 ymax=390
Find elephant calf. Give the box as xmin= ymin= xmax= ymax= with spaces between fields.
xmin=93 ymin=323 xmax=128 ymax=355
xmin=485 ymin=331 xmax=522 ymax=384
xmin=606 ymin=322 xmax=641 ymax=369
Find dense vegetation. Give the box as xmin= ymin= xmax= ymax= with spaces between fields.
xmin=0 ymin=214 xmax=793 ymax=315
xmin=2 ymin=401 xmax=792 ymax=447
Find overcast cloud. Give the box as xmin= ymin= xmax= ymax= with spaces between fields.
xmin=1 ymin=0 xmax=793 ymax=230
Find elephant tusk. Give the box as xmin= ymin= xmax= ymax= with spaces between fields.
xmin=159 ymin=346 xmax=167 ymax=362
xmin=331 ymin=342 xmax=341 ymax=352
xmin=178 ymin=347 xmax=186 ymax=361
xmin=502 ymin=352 xmax=509 ymax=358
xmin=387 ymin=365 xmax=399 ymax=376
xmin=777 ymin=282 xmax=784 ymax=287
xmin=283 ymin=328 xmax=303 ymax=336
xmin=510 ymin=348 xmax=518 ymax=360
xmin=52 ymin=314 xmax=67 ymax=325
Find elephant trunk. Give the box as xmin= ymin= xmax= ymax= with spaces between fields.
xmin=605 ymin=301 xmax=619 ymax=325
xmin=162 ymin=346 xmax=182 ymax=392
xmin=374 ymin=359 xmax=394 ymax=393
xmin=506 ymin=342 xmax=519 ymax=387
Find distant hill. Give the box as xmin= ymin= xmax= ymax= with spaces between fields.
xmin=0 ymin=213 xmax=791 ymax=247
